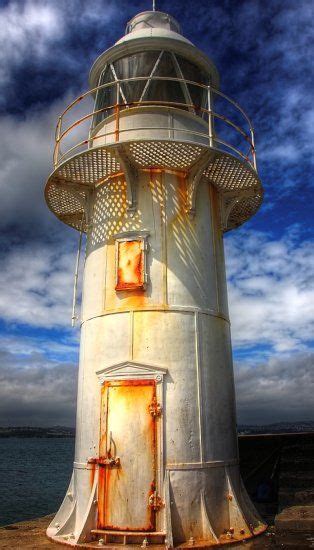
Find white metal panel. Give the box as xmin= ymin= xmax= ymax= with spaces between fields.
xmin=199 ymin=314 xmax=238 ymax=462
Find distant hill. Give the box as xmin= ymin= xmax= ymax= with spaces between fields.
xmin=0 ymin=426 xmax=75 ymax=438
xmin=0 ymin=422 xmax=313 ymax=437
xmin=238 ymin=421 xmax=314 ymax=435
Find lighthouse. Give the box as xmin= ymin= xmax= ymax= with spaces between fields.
xmin=45 ymin=9 xmax=266 ymax=548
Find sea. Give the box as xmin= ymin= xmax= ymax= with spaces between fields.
xmin=0 ymin=438 xmax=75 ymax=527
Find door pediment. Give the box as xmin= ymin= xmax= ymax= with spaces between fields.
xmin=96 ymin=361 xmax=167 ymax=384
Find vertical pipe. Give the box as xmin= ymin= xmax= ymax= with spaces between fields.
xmin=71 ymin=221 xmax=84 ymax=327
xmin=207 ymin=86 xmax=214 ymax=148
xmin=195 ymin=311 xmax=204 ymax=462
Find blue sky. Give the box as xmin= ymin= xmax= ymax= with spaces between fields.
xmin=0 ymin=0 xmax=313 ymax=426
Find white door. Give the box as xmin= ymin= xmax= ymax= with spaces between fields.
xmin=98 ymin=380 xmax=157 ymax=531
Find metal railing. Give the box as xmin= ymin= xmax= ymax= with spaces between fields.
xmin=53 ymin=77 xmax=257 ymax=171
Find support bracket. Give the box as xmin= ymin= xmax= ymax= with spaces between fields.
xmin=220 ymin=187 xmax=260 ymax=231
xmin=113 ymin=145 xmax=138 ymax=215
xmin=186 ymin=151 xmax=213 ymax=217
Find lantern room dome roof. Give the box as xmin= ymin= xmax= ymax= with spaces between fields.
xmin=126 ymin=11 xmax=182 ymax=34
xmin=115 ymin=10 xmax=192 ymax=46
xmin=89 ymin=10 xmax=219 ymax=89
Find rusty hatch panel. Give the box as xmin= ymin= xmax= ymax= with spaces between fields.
xmin=115 ymin=239 xmax=145 ymax=291
xmin=98 ymin=380 xmax=157 ymax=531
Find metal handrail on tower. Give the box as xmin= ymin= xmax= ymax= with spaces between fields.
xmin=53 ymin=77 xmax=257 ymax=172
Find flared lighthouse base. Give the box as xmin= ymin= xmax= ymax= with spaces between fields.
xmin=47 ymin=529 xmax=267 ymax=548
xmin=46 ymin=465 xmax=267 ymax=548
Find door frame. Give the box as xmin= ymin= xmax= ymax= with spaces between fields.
xmin=96 ymin=360 xmax=167 ymax=532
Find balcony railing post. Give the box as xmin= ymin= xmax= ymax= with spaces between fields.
xmin=54 ymin=116 xmax=62 ymax=167
xmin=207 ymin=86 xmax=214 ymax=148
xmin=250 ymin=128 xmax=257 ymax=171
xmin=115 ymin=82 xmax=120 ymax=142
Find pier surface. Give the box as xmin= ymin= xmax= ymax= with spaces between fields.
xmin=0 ymin=515 xmax=58 ymax=548
xmin=0 ymin=515 xmax=313 ymax=549
xmin=1 ymin=433 xmax=313 ymax=548
xmin=0 ymin=514 xmax=272 ymax=549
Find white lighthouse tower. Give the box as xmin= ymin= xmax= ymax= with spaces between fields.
xmin=45 ymin=10 xmax=266 ymax=548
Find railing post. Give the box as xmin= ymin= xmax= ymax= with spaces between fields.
xmin=115 ymin=82 xmax=120 ymax=142
xmin=54 ymin=116 xmax=62 ymax=167
xmin=207 ymin=86 xmax=214 ymax=148
xmin=250 ymin=128 xmax=257 ymax=171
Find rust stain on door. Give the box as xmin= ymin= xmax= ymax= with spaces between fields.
xmin=98 ymin=380 xmax=157 ymax=531
xmin=115 ymin=240 xmax=145 ymax=291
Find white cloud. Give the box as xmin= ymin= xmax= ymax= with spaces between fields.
xmin=0 ymin=91 xmax=92 ymax=230
xmin=0 ymin=0 xmax=119 ymax=92
xmin=0 ymin=240 xmax=82 ymax=328
xmin=0 ymin=0 xmax=63 ymax=84
xmin=225 ymin=227 xmax=314 ymax=353
xmin=0 ymin=332 xmax=78 ymax=359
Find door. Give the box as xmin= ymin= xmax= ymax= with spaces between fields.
xmin=98 ymin=379 xmax=158 ymax=531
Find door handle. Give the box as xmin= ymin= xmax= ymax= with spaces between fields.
xmin=102 ymin=430 xmax=120 ymax=467
xmin=101 ymin=456 xmax=120 ymax=467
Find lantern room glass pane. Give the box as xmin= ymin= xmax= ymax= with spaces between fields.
xmin=176 ymin=54 xmax=209 ymax=114
xmin=94 ymin=65 xmax=116 ymax=124
xmin=114 ymin=51 xmax=160 ymax=103
xmin=93 ymin=50 xmax=211 ymax=127
xmin=153 ymin=51 xmax=177 ymax=77
xmin=144 ymin=79 xmax=186 ymax=106
xmin=143 ymin=51 xmax=187 ymax=107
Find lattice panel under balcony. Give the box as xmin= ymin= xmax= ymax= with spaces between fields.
xmin=128 ymin=141 xmax=203 ymax=170
xmin=227 ymin=193 xmax=263 ymax=230
xmin=46 ymin=177 xmax=87 ymax=231
xmin=45 ymin=141 xmax=262 ymax=232
xmin=57 ymin=148 xmax=121 ymax=185
xmin=203 ymin=155 xmax=258 ymax=192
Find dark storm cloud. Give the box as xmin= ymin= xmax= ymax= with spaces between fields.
xmin=0 ymin=343 xmax=312 ymax=427
xmin=0 ymin=0 xmax=312 ymax=235
xmin=0 ymin=348 xmax=77 ymax=426
xmin=235 ymin=353 xmax=314 ymax=424
xmin=0 ymin=0 xmax=313 ymax=426
xmin=0 ymin=101 xmax=65 ymax=234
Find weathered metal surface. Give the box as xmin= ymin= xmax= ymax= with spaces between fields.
xmin=115 ymin=240 xmax=144 ymax=291
xmin=98 ymin=380 xmax=157 ymax=532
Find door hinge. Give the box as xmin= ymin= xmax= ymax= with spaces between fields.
xmin=148 ymin=491 xmax=164 ymax=511
xmin=148 ymin=397 xmax=162 ymax=417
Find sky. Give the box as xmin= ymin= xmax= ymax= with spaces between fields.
xmin=0 ymin=0 xmax=313 ymax=427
